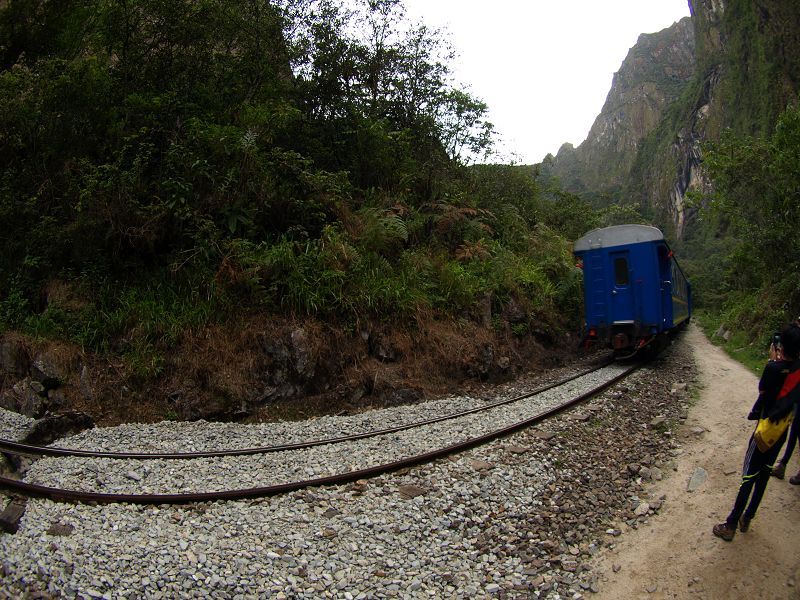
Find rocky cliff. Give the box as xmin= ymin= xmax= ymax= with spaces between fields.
xmin=648 ymin=0 xmax=800 ymax=238
xmin=542 ymin=0 xmax=800 ymax=239
xmin=541 ymin=17 xmax=695 ymax=206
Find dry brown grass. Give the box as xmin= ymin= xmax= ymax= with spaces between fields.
xmin=2 ymin=313 xmax=574 ymax=426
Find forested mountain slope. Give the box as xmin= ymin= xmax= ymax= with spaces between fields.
xmin=541 ymin=0 xmax=800 ymax=241
xmin=544 ymin=0 xmax=800 ymax=355
xmin=0 ymin=1 xmax=594 ymax=424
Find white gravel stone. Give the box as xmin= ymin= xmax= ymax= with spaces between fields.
xmin=0 ymin=348 xmax=695 ymax=600
xmin=0 ymin=407 xmax=34 ymax=441
xmin=16 ymin=365 xmax=629 ymax=496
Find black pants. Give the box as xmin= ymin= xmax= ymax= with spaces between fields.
xmin=726 ymin=432 xmax=786 ymax=526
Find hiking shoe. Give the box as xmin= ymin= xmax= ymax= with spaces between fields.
xmin=790 ymin=473 xmax=800 ymax=485
xmin=739 ymin=515 xmax=751 ymax=533
xmin=772 ymin=462 xmax=786 ymax=479
xmin=712 ymin=522 xmax=735 ymax=541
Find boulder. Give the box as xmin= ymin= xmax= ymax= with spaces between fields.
xmin=466 ymin=344 xmax=494 ymax=379
xmin=0 ymin=337 xmax=29 ymax=377
xmin=7 ymin=378 xmax=48 ymax=418
xmin=290 ymin=328 xmax=316 ymax=379
xmin=46 ymin=388 xmax=70 ymax=411
xmin=257 ymin=383 xmax=301 ymax=404
xmin=261 ymin=329 xmax=317 ymax=383
xmin=172 ymin=390 xmax=246 ymax=422
xmin=382 ymin=387 xmax=422 ymax=407
xmin=23 ymin=410 xmax=95 ymax=445
xmin=254 ymin=328 xmax=320 ymax=407
xmin=30 ymin=349 xmax=73 ymax=390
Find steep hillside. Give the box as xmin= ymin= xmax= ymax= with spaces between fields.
xmin=0 ymin=1 xmax=593 ymax=426
xmin=635 ymin=0 xmax=800 ymax=238
xmin=541 ymin=18 xmax=695 ymax=206
xmin=542 ymin=0 xmax=800 ymax=240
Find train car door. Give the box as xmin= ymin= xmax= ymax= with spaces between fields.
xmin=609 ymin=250 xmax=634 ymax=322
xmin=658 ymin=247 xmax=674 ymax=327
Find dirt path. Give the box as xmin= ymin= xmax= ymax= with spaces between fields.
xmin=591 ymin=323 xmax=800 ymax=600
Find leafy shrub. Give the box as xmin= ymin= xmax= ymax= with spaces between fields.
xmin=0 ymin=0 xmax=588 ymax=366
xmin=696 ymin=104 xmax=800 ymax=345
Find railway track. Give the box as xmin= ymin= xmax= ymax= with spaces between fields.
xmin=0 ymin=359 xmax=639 ymax=504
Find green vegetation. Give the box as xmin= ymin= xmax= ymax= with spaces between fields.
xmin=0 ymin=0 xmax=597 ymax=373
xmin=688 ymin=103 xmax=800 ymax=353
xmin=693 ymin=311 xmax=767 ymax=376
xmin=5 ymin=0 xmax=793 ymax=388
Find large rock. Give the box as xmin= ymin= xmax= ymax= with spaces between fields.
xmin=382 ymin=387 xmax=422 ymax=407
xmin=257 ymin=382 xmax=301 ymax=404
xmin=0 ymin=337 xmax=29 ymax=377
xmin=30 ymin=350 xmax=73 ymax=390
xmin=368 ymin=331 xmax=400 ymax=363
xmin=4 ymin=378 xmax=48 ymax=418
xmin=290 ymin=328 xmax=315 ymax=379
xmin=23 ymin=411 xmax=95 ymax=445
xmin=465 ymin=345 xmax=494 ymax=379
xmin=256 ymin=328 xmax=319 ymax=405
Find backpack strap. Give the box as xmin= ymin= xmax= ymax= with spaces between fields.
xmin=767 ymin=360 xmax=800 ymax=422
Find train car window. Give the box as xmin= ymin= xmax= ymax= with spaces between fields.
xmin=614 ymin=258 xmax=629 ymax=285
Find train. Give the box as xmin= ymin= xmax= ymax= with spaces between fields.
xmin=573 ymin=224 xmax=691 ymax=356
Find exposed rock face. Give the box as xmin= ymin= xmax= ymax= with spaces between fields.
xmin=544 ymin=1 xmax=800 ymax=239
xmin=0 ymin=306 xmax=569 ymax=425
xmin=256 ymin=327 xmax=320 ymax=405
xmin=23 ymin=411 xmax=95 ymax=446
xmin=580 ymin=18 xmax=695 ymax=184
xmin=543 ymin=18 xmax=695 ymax=202
xmin=657 ymin=0 xmax=800 ymax=237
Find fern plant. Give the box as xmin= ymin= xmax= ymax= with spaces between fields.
xmin=356 ymin=207 xmax=409 ymax=256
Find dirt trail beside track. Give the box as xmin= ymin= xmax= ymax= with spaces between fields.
xmin=591 ymin=323 xmax=800 ymax=600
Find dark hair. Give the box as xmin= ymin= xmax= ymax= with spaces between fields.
xmin=780 ymin=323 xmax=800 ymax=359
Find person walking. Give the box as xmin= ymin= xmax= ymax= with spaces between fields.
xmin=713 ymin=323 xmax=800 ymax=541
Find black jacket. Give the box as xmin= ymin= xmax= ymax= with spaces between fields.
xmin=748 ymin=359 xmax=800 ymax=422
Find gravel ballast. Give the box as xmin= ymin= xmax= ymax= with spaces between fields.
xmin=1 ymin=339 xmax=696 ymax=599
xmin=21 ymin=364 xmax=630 ymax=496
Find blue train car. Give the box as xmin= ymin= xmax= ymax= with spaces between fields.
xmin=573 ymin=224 xmax=691 ymax=354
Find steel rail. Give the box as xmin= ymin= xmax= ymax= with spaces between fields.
xmin=0 ymin=362 xmax=638 ymax=505
xmin=0 ymin=359 xmax=614 ymax=460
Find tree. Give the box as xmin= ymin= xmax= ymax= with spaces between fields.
xmin=699 ymin=103 xmax=800 ymax=330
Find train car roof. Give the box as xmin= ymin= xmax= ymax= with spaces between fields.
xmin=573 ymin=224 xmax=664 ymax=252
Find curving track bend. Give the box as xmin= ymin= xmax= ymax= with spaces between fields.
xmin=0 ymin=360 xmax=637 ymax=504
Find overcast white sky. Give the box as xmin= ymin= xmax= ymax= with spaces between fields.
xmin=402 ymin=0 xmax=692 ymax=164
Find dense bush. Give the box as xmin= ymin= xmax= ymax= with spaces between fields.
xmin=691 ymin=103 xmax=800 ymax=341
xmin=0 ymin=0 xmax=594 ymax=373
